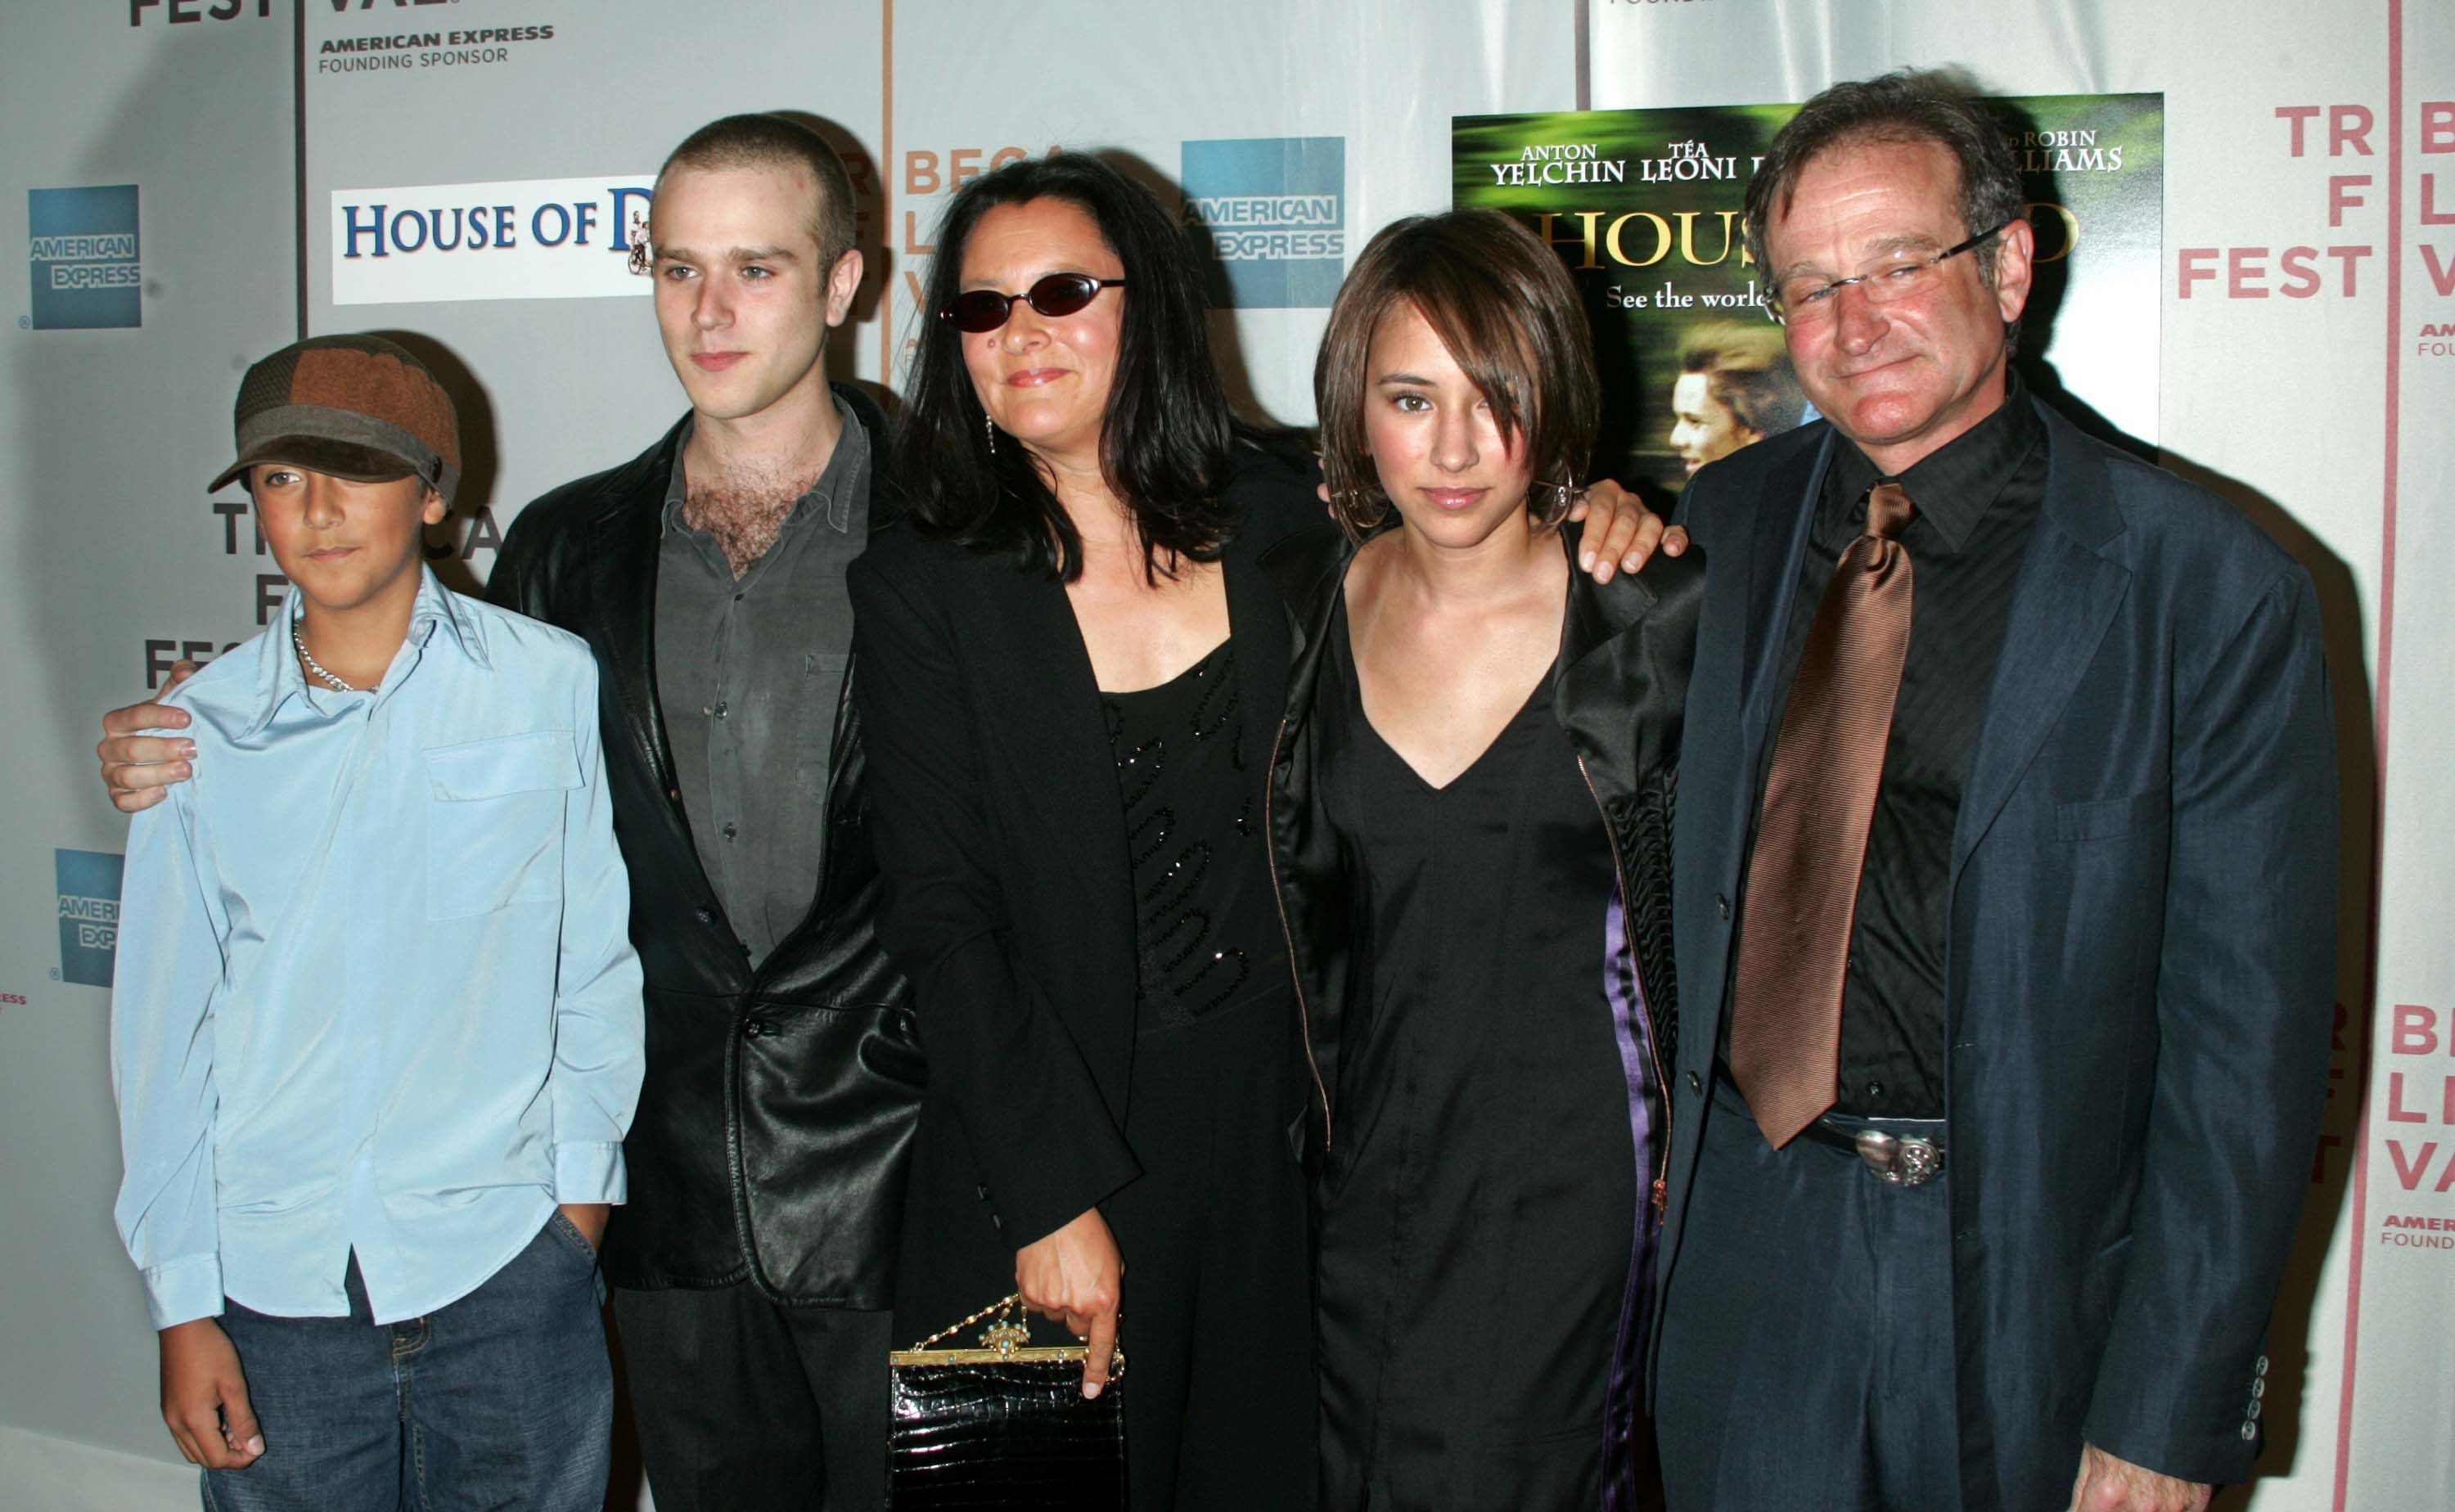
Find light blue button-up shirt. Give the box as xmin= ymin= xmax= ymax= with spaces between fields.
xmin=112 ymin=569 xmax=644 ymax=1329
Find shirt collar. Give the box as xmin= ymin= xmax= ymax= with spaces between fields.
xmin=241 ymin=567 xmax=487 ymax=736
xmin=411 ymin=564 xmax=490 ymax=670
xmin=660 ymin=392 xmax=865 ymax=538
xmin=1830 ymin=371 xmax=2042 ymax=552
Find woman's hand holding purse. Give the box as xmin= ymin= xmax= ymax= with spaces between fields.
xmin=1016 ymin=1207 xmax=1124 ymax=1398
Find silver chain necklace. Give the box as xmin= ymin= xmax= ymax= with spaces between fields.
xmin=292 ymin=624 xmax=360 ymax=693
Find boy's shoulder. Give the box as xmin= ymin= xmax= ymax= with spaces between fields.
xmin=154 ymin=628 xmax=277 ymax=745
xmin=159 ymin=592 xmax=598 ymax=751
xmin=450 ymin=588 xmax=597 ymax=677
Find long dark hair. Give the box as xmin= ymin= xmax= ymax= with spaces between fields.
xmin=894 ymin=152 xmax=1237 ymax=582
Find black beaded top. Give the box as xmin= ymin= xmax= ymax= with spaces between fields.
xmin=1101 ymin=641 xmax=1277 ymax=1033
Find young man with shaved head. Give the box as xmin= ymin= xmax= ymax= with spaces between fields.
xmin=489 ymin=111 xmax=910 ymax=1512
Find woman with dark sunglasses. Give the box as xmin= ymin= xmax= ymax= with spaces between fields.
xmin=851 ymin=151 xmax=1320 ymax=1509
xmin=1264 ymin=210 xmax=1703 ymax=1510
xmin=849 ymin=155 xmax=1673 ymax=1507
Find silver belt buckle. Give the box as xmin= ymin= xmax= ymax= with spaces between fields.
xmin=1853 ymin=1129 xmax=1944 ymax=1186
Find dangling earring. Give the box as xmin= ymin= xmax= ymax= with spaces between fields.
xmin=984 ymin=413 xmax=997 ymax=455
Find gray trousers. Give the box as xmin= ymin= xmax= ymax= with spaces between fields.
xmin=1654 ymin=1078 xmax=1962 ymax=1511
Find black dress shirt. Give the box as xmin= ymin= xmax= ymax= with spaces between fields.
xmin=1725 ymin=382 xmax=2047 ymax=1118
xmin=654 ymin=397 xmax=870 ymax=965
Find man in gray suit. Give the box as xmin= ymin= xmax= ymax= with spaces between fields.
xmin=1651 ymin=70 xmax=2335 ymax=1512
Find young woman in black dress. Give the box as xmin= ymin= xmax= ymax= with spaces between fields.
xmin=1267 ymin=210 xmax=1705 ymax=1510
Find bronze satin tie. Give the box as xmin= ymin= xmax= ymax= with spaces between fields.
xmin=1728 ymin=481 xmax=1917 ymax=1149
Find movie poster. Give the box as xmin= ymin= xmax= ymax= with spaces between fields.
xmin=1453 ymin=95 xmax=2164 ymax=499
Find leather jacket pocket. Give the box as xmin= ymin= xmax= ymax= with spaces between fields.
xmin=736 ymin=1001 xmax=926 ymax=1306
xmin=422 ymin=731 xmax=581 ymax=920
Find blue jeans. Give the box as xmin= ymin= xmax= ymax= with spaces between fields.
xmin=203 ymin=1213 xmax=612 ymax=1512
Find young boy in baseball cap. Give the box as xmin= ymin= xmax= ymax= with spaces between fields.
xmin=111 ymin=334 xmax=644 ymax=1510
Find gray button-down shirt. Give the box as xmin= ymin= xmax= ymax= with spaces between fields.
xmin=655 ymin=396 xmax=869 ymax=965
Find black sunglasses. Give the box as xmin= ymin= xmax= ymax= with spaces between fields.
xmin=939 ymin=272 xmax=1124 ymax=333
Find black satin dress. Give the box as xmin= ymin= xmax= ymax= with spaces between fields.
xmin=1313 ymin=609 xmax=1634 ymax=1510
xmin=1097 ymin=640 xmax=1316 ymax=1510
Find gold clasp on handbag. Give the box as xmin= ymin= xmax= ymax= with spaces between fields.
xmin=978 ymin=1295 xmax=1032 ymax=1355
xmin=890 ymin=1293 xmax=1126 ymax=1377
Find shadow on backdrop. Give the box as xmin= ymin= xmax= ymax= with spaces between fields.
xmin=2007 ymin=92 xmax=2369 ymax=1498
xmin=367 ymin=329 xmax=497 ymax=601
xmin=2164 ymin=444 xmax=2376 ymax=1507
xmin=771 ymin=109 xmax=895 ymax=418
xmin=1101 ymin=145 xmax=1293 ymax=434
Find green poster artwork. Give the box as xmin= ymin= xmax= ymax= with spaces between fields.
xmin=1453 ymin=94 xmax=2164 ymax=498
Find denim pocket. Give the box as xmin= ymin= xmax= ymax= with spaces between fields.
xmin=422 ymin=731 xmax=581 ymax=920
xmin=546 ymin=1210 xmax=601 ymax=1267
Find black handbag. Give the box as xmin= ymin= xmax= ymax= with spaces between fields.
xmin=887 ymin=1294 xmax=1127 ymax=1508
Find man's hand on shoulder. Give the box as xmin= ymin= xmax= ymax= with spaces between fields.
xmin=1310 ymin=471 xmax=1690 ymax=584
xmin=2067 ymin=1442 xmax=2213 ymax=1512
xmin=1566 ymin=478 xmax=1689 ymax=583
xmin=99 ymin=664 xmax=200 ymax=813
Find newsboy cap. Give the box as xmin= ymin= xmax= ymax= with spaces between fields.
xmin=210 ymin=333 xmax=461 ymax=503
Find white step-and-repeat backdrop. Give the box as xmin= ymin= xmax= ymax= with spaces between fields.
xmin=1 ymin=2 xmax=2444 ymax=1507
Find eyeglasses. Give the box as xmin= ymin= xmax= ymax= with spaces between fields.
xmin=939 ymin=272 xmax=1125 ymax=333
xmin=1764 ymin=223 xmax=2008 ymax=326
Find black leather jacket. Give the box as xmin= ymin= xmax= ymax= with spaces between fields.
xmin=488 ymin=386 xmax=920 ymax=1307
xmin=1262 ymin=520 xmax=1704 ymax=1204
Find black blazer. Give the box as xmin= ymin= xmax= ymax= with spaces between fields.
xmin=488 ymin=385 xmax=921 ymax=1308
xmin=846 ymin=445 xmax=1318 ymax=1335
xmin=1655 ymin=401 xmax=2337 ymax=1501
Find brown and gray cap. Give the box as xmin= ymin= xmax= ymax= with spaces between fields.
xmin=210 ymin=333 xmax=462 ymax=503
